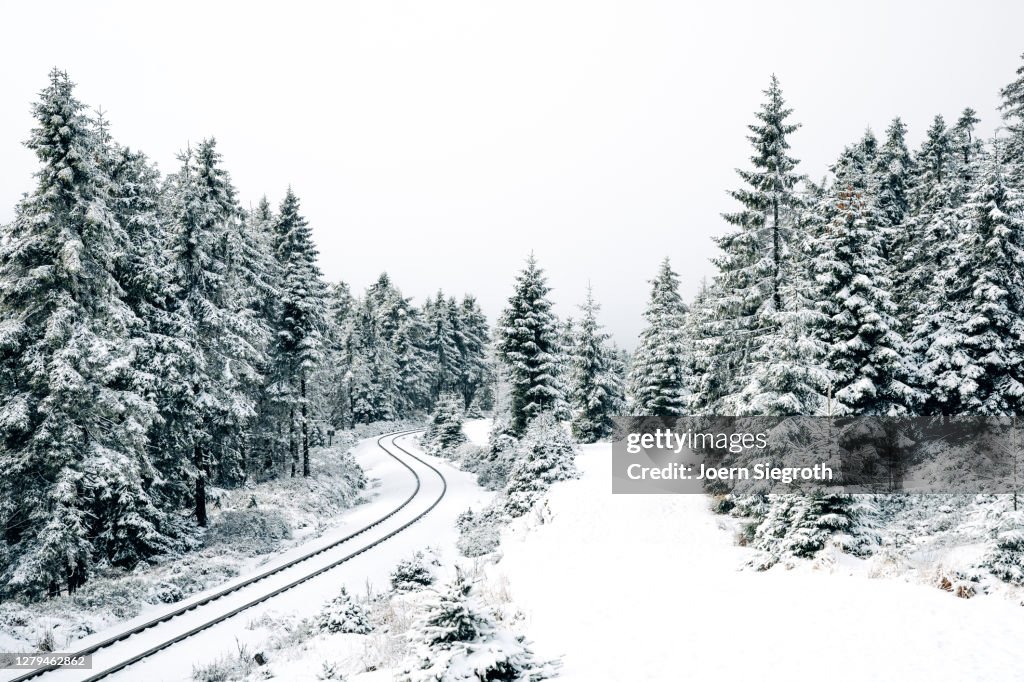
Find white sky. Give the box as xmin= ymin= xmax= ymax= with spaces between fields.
xmin=2 ymin=1 xmax=1022 ymax=347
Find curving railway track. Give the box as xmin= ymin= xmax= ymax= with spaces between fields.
xmin=6 ymin=429 xmax=445 ymax=682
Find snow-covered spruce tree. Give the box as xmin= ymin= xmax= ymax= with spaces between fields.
xmin=272 ymin=188 xmax=327 ymax=477
xmin=496 ymin=255 xmax=566 ymax=434
xmin=0 ymin=70 xmax=175 ymax=596
xmin=751 ymin=493 xmax=878 ymax=567
xmin=999 ymin=51 xmax=1024 ymax=166
xmin=163 ymin=138 xmax=265 ymax=525
xmin=393 ymin=307 xmax=434 ymax=415
xmin=422 ymin=391 xmax=467 ymax=456
xmin=504 ymin=413 xmax=578 ymax=518
xmin=707 ymin=75 xmax=805 ymax=412
xmin=922 ymin=140 xmax=1024 ymax=415
xmin=391 ymin=551 xmax=435 ymax=592
xmin=873 ymin=118 xmax=915 ymax=264
xmin=317 ymin=586 xmax=371 ymax=634
xmin=810 ymin=177 xmax=922 ymax=416
xmin=628 ymin=258 xmax=690 ymax=416
xmin=424 ymin=291 xmax=463 ymax=402
xmin=318 ymin=280 xmax=357 ymax=429
xmin=901 ymin=115 xmax=965 ymax=335
xmin=400 ymin=571 xmax=557 ymax=682
xmin=346 ymin=294 xmax=400 ymax=423
xmin=245 ymin=196 xmax=292 ymax=474
xmin=456 ymin=295 xmax=493 ymax=412
xmin=570 ymin=286 xmax=625 ymax=441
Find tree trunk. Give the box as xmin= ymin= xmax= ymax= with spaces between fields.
xmin=289 ymin=406 xmax=297 ymax=478
xmin=302 ymin=373 xmax=310 ymax=477
xmin=195 ymin=441 xmax=207 ymax=527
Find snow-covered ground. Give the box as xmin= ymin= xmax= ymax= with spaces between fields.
xmin=485 ymin=440 xmax=1024 ymax=681
xmin=84 ymin=432 xmax=494 ymax=682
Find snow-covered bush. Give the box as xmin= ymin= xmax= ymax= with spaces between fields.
xmin=421 ymin=392 xmax=467 ymax=456
xmin=317 ymin=586 xmax=372 ymax=634
xmin=391 ymin=552 xmax=436 ymax=592
xmin=504 ymin=414 xmax=579 ymax=518
xmin=978 ymin=510 xmax=1024 ymax=585
xmin=205 ymin=509 xmax=291 ymax=555
xmin=398 ymin=571 xmax=558 ymax=682
xmin=456 ymin=508 xmax=503 ymax=558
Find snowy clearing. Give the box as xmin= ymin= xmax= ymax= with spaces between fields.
xmin=485 ymin=441 xmax=1024 ymax=682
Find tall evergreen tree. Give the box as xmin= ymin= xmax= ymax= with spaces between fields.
xmin=922 ymin=140 xmax=1024 ymax=414
xmin=873 ymin=118 xmax=914 ymax=260
xmin=709 ymin=75 xmax=804 ymax=409
xmin=496 ymin=254 xmax=566 ymax=434
xmin=811 ymin=182 xmax=921 ymax=415
xmin=999 ymin=52 xmax=1024 ymax=165
xmin=628 ymin=258 xmax=690 ymax=416
xmin=455 ymin=294 xmax=493 ymax=411
xmin=0 ymin=71 xmax=171 ymax=596
xmin=164 ymin=138 xmax=262 ymax=525
xmin=570 ymin=286 xmax=625 ymax=441
xmin=273 ymin=188 xmax=327 ymax=477
xmin=424 ymin=292 xmax=463 ymax=401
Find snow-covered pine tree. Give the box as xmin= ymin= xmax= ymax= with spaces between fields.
xmin=999 ymin=52 xmax=1024 ymax=166
xmin=317 ymin=586 xmax=372 ymax=634
xmin=708 ymin=75 xmax=804 ymax=412
xmin=455 ymin=294 xmax=493 ymax=412
xmin=392 ymin=306 xmax=434 ymax=415
xmin=628 ymin=258 xmax=690 ymax=416
xmin=873 ymin=118 xmax=914 ymax=265
xmin=952 ymin=108 xmax=983 ymax=183
xmin=273 ymin=188 xmax=327 ymax=477
xmin=400 ymin=571 xmax=557 ymax=682
xmin=0 ymin=71 xmax=173 ymax=596
xmin=570 ymin=286 xmax=625 ymax=441
xmin=422 ymin=391 xmax=467 ymax=456
xmin=424 ymin=291 xmax=463 ymax=402
xmin=496 ymin=254 xmax=566 ymax=434
xmin=319 ymin=280 xmax=356 ymax=429
xmin=811 ymin=174 xmax=921 ymax=416
xmin=164 ymin=138 xmax=263 ymax=525
xmin=923 ymin=139 xmax=1024 ymax=415
xmin=901 ymin=116 xmax=963 ymax=330
xmin=347 ymin=294 xmax=400 ymax=423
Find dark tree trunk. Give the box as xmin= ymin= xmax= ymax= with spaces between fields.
xmin=302 ymin=373 xmax=310 ymax=477
xmin=289 ymin=406 xmax=297 ymax=478
xmin=195 ymin=442 xmax=207 ymax=527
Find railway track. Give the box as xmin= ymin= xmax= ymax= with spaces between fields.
xmin=7 ymin=428 xmax=446 ymax=682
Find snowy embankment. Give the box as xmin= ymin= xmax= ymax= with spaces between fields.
xmin=484 ymin=441 xmax=1024 ymax=681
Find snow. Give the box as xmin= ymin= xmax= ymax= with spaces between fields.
xmin=485 ymin=442 xmax=1024 ymax=682
xmin=462 ymin=419 xmax=491 ymax=448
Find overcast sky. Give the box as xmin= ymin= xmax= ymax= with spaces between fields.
xmin=2 ymin=1 xmax=1022 ymax=347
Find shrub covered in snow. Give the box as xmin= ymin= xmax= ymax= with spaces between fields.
xmin=398 ymin=571 xmax=558 ymax=682
xmin=420 ymin=392 xmax=467 ymax=456
xmin=316 ymin=586 xmax=372 ymax=634
xmin=978 ymin=509 xmax=1024 ymax=585
xmin=749 ymin=493 xmax=879 ymax=568
xmin=205 ymin=509 xmax=292 ymax=555
xmin=456 ymin=508 xmax=504 ymax=558
xmin=504 ymin=414 xmax=579 ymax=518
xmin=391 ymin=552 xmax=436 ymax=592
